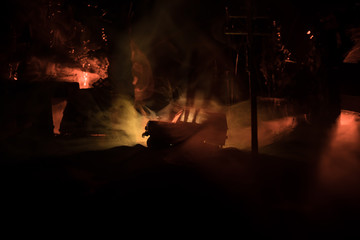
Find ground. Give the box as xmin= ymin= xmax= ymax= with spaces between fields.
xmin=1 ymin=106 xmax=360 ymax=238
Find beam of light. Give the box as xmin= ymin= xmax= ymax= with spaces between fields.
xmin=318 ymin=110 xmax=360 ymax=194
xmin=109 ymin=97 xmax=154 ymax=146
xmin=51 ymin=99 xmax=67 ymax=135
xmin=224 ymin=100 xmax=297 ymax=150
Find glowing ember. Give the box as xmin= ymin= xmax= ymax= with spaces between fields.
xmin=101 ymin=28 xmax=108 ymax=43
xmin=172 ymin=110 xmax=184 ymax=123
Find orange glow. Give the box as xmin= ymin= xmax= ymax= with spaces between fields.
xmin=338 ymin=110 xmax=358 ymax=126
xmin=307 ymin=30 xmax=311 ymax=35
xmin=49 ymin=66 xmax=104 ymax=89
xmin=25 ymin=56 xmax=109 ymax=88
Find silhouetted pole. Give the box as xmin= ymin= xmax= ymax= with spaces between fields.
xmin=246 ymin=0 xmax=258 ymax=156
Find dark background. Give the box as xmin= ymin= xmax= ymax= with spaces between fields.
xmin=1 ymin=0 xmax=360 ymax=237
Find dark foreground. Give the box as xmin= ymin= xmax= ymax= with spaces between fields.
xmin=1 ymin=119 xmax=360 ymax=239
